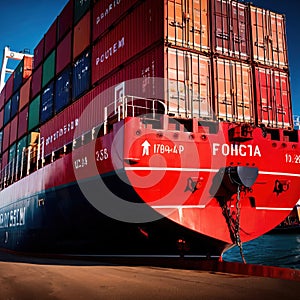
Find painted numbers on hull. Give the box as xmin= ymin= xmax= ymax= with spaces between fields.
xmin=285 ymin=154 xmax=300 ymax=164
xmin=0 ymin=207 xmax=26 ymax=228
xmin=142 ymin=140 xmax=185 ymax=156
xmin=212 ymin=143 xmax=262 ymax=157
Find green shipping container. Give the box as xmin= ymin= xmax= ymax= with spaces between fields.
xmin=17 ymin=136 xmax=27 ymax=161
xmin=74 ymin=0 xmax=90 ymax=24
xmin=28 ymin=96 xmax=40 ymax=131
xmin=9 ymin=143 xmax=16 ymax=163
xmin=42 ymin=50 xmax=55 ymax=88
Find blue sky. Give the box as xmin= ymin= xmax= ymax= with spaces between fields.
xmin=0 ymin=0 xmax=299 ymax=114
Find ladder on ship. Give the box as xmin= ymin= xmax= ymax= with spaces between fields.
xmin=0 ymin=46 xmax=33 ymax=92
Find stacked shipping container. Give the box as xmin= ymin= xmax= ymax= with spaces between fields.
xmin=0 ymin=0 xmax=293 ymax=184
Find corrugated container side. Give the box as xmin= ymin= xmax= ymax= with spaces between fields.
xmin=167 ymin=47 xmax=212 ymax=119
xmin=250 ymin=6 xmax=288 ymax=69
xmin=17 ymin=136 xmax=27 ymax=158
xmin=9 ymin=115 xmax=18 ymax=145
xmin=42 ymin=50 xmax=56 ymax=88
xmin=0 ymin=87 xmax=5 ymax=110
xmin=33 ymin=38 xmax=44 ymax=69
xmin=73 ymin=50 xmax=91 ymax=99
xmin=55 ymin=67 xmax=71 ymax=113
xmin=4 ymin=100 xmax=11 ymax=126
xmin=3 ymin=123 xmax=10 ymax=152
xmin=213 ymin=57 xmax=254 ymax=122
xmin=19 ymin=78 xmax=31 ymax=111
xmin=92 ymin=0 xmax=164 ymax=85
xmin=92 ymin=0 xmax=140 ymax=42
xmin=5 ymin=75 xmax=14 ymax=100
xmin=1 ymin=151 xmax=8 ymax=170
xmin=74 ymin=0 xmax=90 ymax=24
xmin=44 ymin=20 xmax=58 ymax=57
xmin=40 ymin=82 xmax=54 ymax=123
xmin=11 ymin=92 xmax=19 ymax=119
xmin=73 ymin=11 xmax=90 ymax=59
xmin=31 ymin=65 xmax=42 ymax=98
xmin=28 ymin=96 xmax=40 ymax=131
xmin=0 ymin=130 xmax=2 ymax=153
xmin=0 ymin=109 xmax=3 ymax=130
xmin=58 ymin=0 xmax=73 ymax=41
xmin=18 ymin=106 xmax=28 ymax=139
xmin=40 ymin=44 xmax=165 ymax=155
xmin=13 ymin=56 xmax=33 ymax=92
xmin=166 ymin=0 xmax=209 ymax=52
xmin=255 ymin=67 xmax=292 ymax=128
xmin=56 ymin=31 xmax=72 ymax=74
xmin=211 ymin=0 xmax=250 ymax=60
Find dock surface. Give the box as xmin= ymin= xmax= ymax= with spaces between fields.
xmin=0 ymin=251 xmax=299 ymax=299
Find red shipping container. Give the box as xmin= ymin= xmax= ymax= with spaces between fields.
xmin=31 ymin=65 xmax=42 ymax=98
xmin=56 ymin=31 xmax=72 ymax=74
xmin=0 ymin=86 xmax=5 ymax=110
xmin=57 ymin=0 xmax=74 ymax=41
xmin=92 ymin=0 xmax=139 ymax=42
xmin=211 ymin=0 xmax=249 ymax=60
xmin=255 ymin=67 xmax=292 ymax=129
xmin=18 ymin=107 xmax=28 ymax=139
xmin=1 ymin=151 xmax=8 ymax=170
xmin=5 ymin=75 xmax=14 ymax=100
xmin=92 ymin=0 xmax=163 ymax=85
xmin=10 ymin=115 xmax=18 ymax=145
xmin=0 ymin=109 xmax=3 ymax=130
xmin=44 ymin=20 xmax=58 ymax=58
xmin=19 ymin=78 xmax=31 ymax=111
xmin=166 ymin=47 xmax=212 ymax=119
xmin=167 ymin=0 xmax=209 ymax=53
xmin=3 ymin=123 xmax=10 ymax=152
xmin=73 ymin=11 xmax=90 ymax=60
xmin=250 ymin=6 xmax=288 ymax=69
xmin=213 ymin=57 xmax=254 ymax=123
xmin=33 ymin=38 xmax=44 ymax=69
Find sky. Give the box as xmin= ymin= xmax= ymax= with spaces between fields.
xmin=0 ymin=0 xmax=299 ymax=114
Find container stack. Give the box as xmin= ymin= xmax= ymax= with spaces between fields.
xmin=0 ymin=0 xmax=293 ymax=184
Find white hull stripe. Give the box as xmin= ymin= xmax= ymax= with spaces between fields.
xmin=124 ymin=167 xmax=300 ymax=177
xmin=151 ymin=205 xmax=292 ymax=211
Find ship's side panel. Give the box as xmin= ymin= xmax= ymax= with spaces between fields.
xmin=18 ymin=107 xmax=28 ymax=139
xmin=211 ymin=0 xmax=249 ymax=60
xmin=255 ymin=66 xmax=292 ymax=128
xmin=44 ymin=20 xmax=57 ymax=58
xmin=166 ymin=0 xmax=209 ymax=52
xmin=56 ymin=32 xmax=72 ymax=75
xmin=33 ymin=37 xmax=44 ymax=69
xmin=213 ymin=57 xmax=253 ymax=122
xmin=92 ymin=0 xmax=140 ymax=42
xmin=91 ymin=0 xmax=164 ymax=85
xmin=166 ymin=47 xmax=212 ymax=119
xmin=19 ymin=78 xmax=31 ymax=112
xmin=57 ymin=0 xmax=74 ymax=41
xmin=250 ymin=6 xmax=288 ymax=69
xmin=73 ymin=11 xmax=90 ymax=60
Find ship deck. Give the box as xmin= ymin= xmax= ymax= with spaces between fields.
xmin=0 ymin=251 xmax=299 ymax=299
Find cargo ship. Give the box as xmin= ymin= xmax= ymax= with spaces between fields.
xmin=0 ymin=0 xmax=299 ymax=259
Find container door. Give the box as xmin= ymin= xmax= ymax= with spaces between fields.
xmin=214 ymin=58 xmax=253 ymax=122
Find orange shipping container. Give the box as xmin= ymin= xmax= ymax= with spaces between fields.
xmin=213 ymin=57 xmax=253 ymax=122
xmin=167 ymin=47 xmax=212 ymax=119
xmin=73 ymin=11 xmax=90 ymax=60
xmin=166 ymin=0 xmax=209 ymax=52
xmin=19 ymin=78 xmax=31 ymax=111
xmin=255 ymin=66 xmax=292 ymax=129
xmin=250 ymin=6 xmax=288 ymax=69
